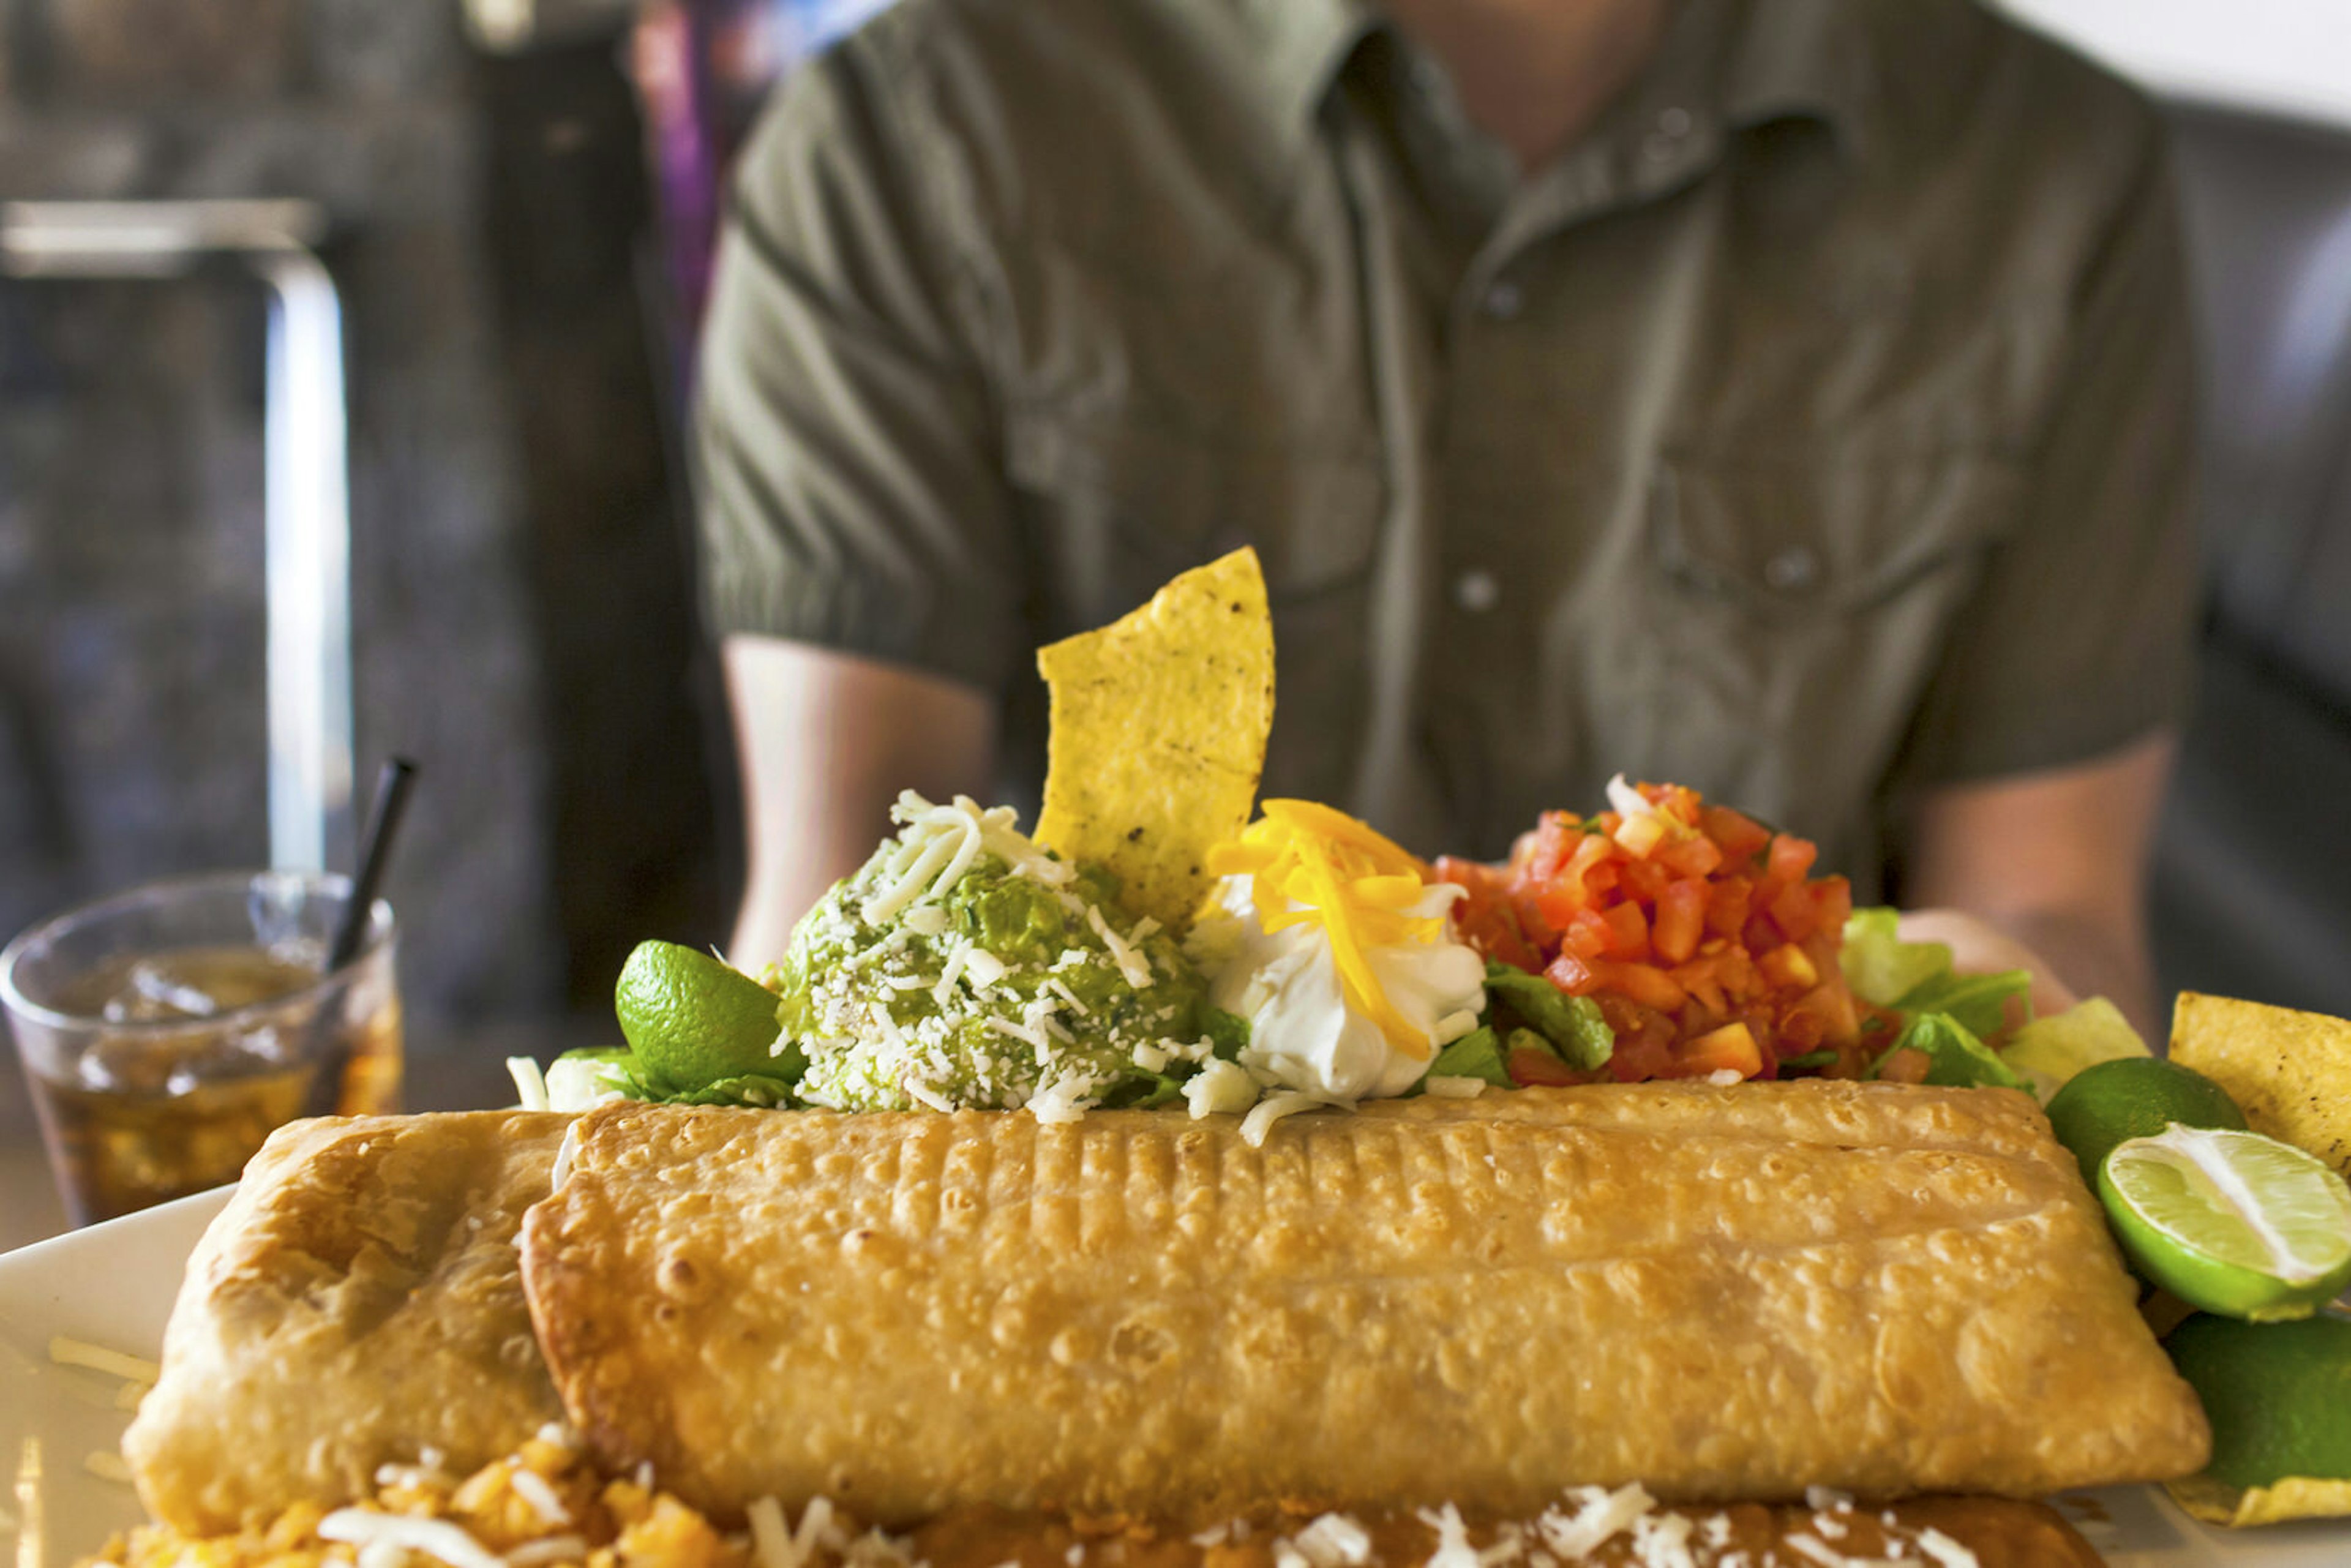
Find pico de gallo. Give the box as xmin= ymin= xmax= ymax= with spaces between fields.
xmin=1436 ymin=779 xmax=1873 ymax=1084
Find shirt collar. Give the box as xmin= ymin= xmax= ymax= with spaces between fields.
xmin=1242 ymin=0 xmax=1875 ymax=164
xmin=1239 ymin=0 xmax=1379 ymax=152
xmin=1720 ymin=0 xmax=1877 ymax=156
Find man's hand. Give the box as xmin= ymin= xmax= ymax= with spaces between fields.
xmin=1906 ymin=731 xmax=2177 ymax=1037
xmin=723 ymin=635 xmax=996 ymax=967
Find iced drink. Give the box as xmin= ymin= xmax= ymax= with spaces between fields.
xmin=2 ymin=873 xmax=401 ymax=1225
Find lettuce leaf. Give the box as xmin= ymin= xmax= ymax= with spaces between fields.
xmin=2002 ymin=997 xmax=2150 ymax=1100
xmin=1891 ymin=967 xmax=2034 ymax=1041
xmin=544 ymin=1047 xmax=639 ymax=1111
xmin=1840 ymin=908 xmax=1952 ymax=1010
xmin=646 ymin=1072 xmax=800 ymax=1108
xmin=1427 ymin=1025 xmax=1513 ymax=1088
xmin=1482 ymin=962 xmax=1613 ymax=1070
xmin=1866 ymin=1012 xmax=2027 ymax=1092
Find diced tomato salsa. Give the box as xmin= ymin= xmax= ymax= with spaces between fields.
xmin=1436 ymin=783 xmax=1872 ymax=1084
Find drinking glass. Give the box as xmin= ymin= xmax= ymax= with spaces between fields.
xmin=0 ymin=871 xmax=401 ymax=1225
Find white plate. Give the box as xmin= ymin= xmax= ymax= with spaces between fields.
xmin=1 ymin=1196 xmax=2346 ymax=1567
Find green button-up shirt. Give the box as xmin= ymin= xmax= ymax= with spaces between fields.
xmin=695 ymin=0 xmax=2197 ymax=893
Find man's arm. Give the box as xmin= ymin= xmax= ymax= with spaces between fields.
xmin=1901 ymin=730 xmax=2175 ymax=1036
xmin=724 ymin=636 xmax=997 ymax=967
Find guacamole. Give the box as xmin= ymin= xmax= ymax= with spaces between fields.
xmin=768 ymin=794 xmax=1218 ymax=1117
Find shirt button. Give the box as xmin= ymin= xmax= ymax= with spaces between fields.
xmin=1453 ymin=568 xmax=1501 ymax=613
xmin=1643 ymin=107 xmax=1693 ymax=165
xmin=1764 ymin=546 xmax=1821 ymax=593
xmin=1480 ymin=280 xmax=1523 ymax=320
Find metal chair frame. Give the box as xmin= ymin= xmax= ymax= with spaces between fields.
xmin=1 ymin=200 xmax=353 ymax=874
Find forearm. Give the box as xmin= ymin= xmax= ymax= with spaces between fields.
xmin=1905 ymin=732 xmax=2177 ymax=1040
xmin=1989 ymin=908 xmax=2158 ymax=1038
xmin=724 ymin=636 xmax=997 ymax=969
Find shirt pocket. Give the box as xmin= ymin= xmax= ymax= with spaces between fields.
xmin=1650 ymin=449 xmax=2022 ymax=621
xmin=1614 ymin=447 xmax=2025 ymax=830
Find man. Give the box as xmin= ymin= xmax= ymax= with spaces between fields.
xmin=695 ymin=0 xmax=2196 ymax=1031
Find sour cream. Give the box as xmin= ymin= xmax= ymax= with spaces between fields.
xmin=1204 ymin=876 xmax=1487 ymax=1101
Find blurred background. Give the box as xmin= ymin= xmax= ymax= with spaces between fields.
xmin=1 ymin=0 xmax=2347 ymax=1209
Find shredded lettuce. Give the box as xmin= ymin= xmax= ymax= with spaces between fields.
xmin=2002 ymin=996 xmax=2150 ymax=1100
xmin=1427 ymin=1025 xmax=1513 ymax=1088
xmin=1482 ymin=961 xmax=1613 ymax=1070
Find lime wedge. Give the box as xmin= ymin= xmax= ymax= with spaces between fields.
xmin=615 ymin=939 xmax=786 ymax=1094
xmin=2099 ymin=1125 xmax=2351 ymax=1322
xmin=2164 ymin=1313 xmax=2351 ymax=1493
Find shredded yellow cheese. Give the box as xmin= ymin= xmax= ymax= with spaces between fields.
xmin=1205 ymin=800 xmax=1446 ymax=1059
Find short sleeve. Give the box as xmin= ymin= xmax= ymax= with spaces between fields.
xmin=692 ymin=37 xmax=1023 ymax=692
xmin=1902 ymin=126 xmax=2200 ymax=784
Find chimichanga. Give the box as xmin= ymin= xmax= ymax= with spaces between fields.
xmin=520 ymin=1084 xmax=2210 ymax=1528
xmin=124 ymin=1111 xmax=572 ymax=1532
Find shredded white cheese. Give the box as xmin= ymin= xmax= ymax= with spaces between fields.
xmin=746 ymin=1496 xmax=793 ymax=1568
xmin=1289 ymin=1512 xmax=1373 ymax=1568
xmin=1915 ymin=1528 xmax=1980 ymax=1567
xmin=1240 ymin=1090 xmax=1336 ymax=1146
xmin=48 ymin=1337 xmax=161 ymax=1385
xmin=506 ymin=1057 xmax=550 ymax=1111
xmin=319 ymin=1510 xmax=504 ymax=1568
xmin=1626 ymin=1512 xmax=1698 ymax=1568
xmin=1182 ymin=1059 xmax=1258 ymax=1118
xmin=508 ymin=1467 xmax=571 ymax=1526
xmin=1026 ymin=1072 xmax=1094 ymax=1125
xmin=1537 ymin=1484 xmax=1655 ymax=1558
xmin=1423 ymin=1076 xmax=1488 ymax=1099
xmin=1086 ymin=904 xmax=1155 ymax=991
xmin=505 ymin=1539 xmax=590 ymax=1567
xmin=1434 ymin=1009 xmax=1482 ymax=1045
xmin=1417 ymin=1504 xmax=1481 ymax=1568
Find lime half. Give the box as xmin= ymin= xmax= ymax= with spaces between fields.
xmin=2099 ymin=1125 xmax=2351 ymax=1322
xmin=615 ymin=939 xmax=786 ymax=1093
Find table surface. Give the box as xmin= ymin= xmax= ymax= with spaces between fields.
xmin=0 ymin=1015 xmax=604 ymax=1253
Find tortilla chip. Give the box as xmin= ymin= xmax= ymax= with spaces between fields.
xmin=1034 ymin=547 xmax=1273 ymax=932
xmin=2166 ymin=1472 xmax=2351 ymax=1527
xmin=2170 ymin=992 xmax=2351 ymax=1182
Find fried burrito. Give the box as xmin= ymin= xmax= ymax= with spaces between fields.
xmin=125 ymin=1110 xmax=573 ymax=1532
xmin=521 ymin=1084 xmax=2208 ymax=1526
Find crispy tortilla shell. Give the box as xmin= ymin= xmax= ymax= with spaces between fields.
xmin=122 ymin=1111 xmax=572 ymax=1532
xmin=520 ymin=1085 xmax=2208 ymax=1528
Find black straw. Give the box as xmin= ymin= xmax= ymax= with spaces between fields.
xmin=298 ymin=757 xmax=417 ymax=1119
xmin=328 ymin=757 xmax=417 ymax=970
